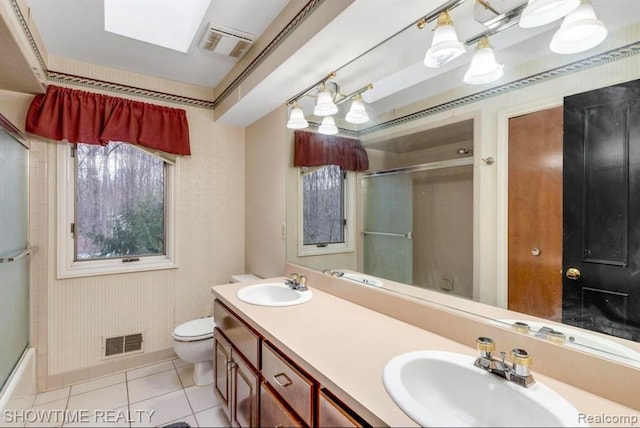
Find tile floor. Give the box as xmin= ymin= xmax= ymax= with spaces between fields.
xmin=20 ymin=359 xmax=229 ymax=427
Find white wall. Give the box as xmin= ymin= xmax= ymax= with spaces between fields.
xmin=245 ymin=106 xmax=287 ymax=278
xmin=1 ymin=56 xmax=247 ymax=388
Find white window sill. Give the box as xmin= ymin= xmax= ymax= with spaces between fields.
xmin=57 ymin=257 xmax=177 ymax=279
xmin=298 ymin=243 xmax=354 ymax=257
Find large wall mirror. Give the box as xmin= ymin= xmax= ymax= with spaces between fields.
xmin=285 ymin=0 xmax=640 ymax=367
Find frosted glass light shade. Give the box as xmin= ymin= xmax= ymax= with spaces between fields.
xmin=286 ymin=105 xmax=309 ymax=129
xmin=550 ymin=1 xmax=607 ymax=54
xmin=464 ymin=39 xmax=504 ymax=85
xmin=318 ymin=116 xmax=338 ymax=135
xmin=313 ymin=90 xmax=338 ymax=116
xmin=519 ymin=0 xmax=580 ymax=28
xmin=424 ymin=24 xmax=466 ymax=68
xmin=345 ymin=97 xmax=369 ymax=124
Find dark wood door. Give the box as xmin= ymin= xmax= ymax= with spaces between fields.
xmin=213 ymin=330 xmax=232 ymax=419
xmin=508 ymin=107 xmax=563 ymax=321
xmin=563 ymin=79 xmax=640 ymax=342
xmin=231 ymin=351 xmax=259 ymax=428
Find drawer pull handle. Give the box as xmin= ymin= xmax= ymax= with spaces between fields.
xmin=273 ymin=372 xmax=292 ymax=388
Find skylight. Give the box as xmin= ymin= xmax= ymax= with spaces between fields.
xmin=104 ymin=0 xmax=211 ymax=53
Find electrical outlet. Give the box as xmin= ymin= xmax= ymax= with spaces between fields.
xmin=281 ymin=222 xmax=286 ymax=240
xmin=439 ymin=277 xmax=453 ymax=291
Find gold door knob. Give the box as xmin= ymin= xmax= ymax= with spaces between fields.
xmin=565 ymin=267 xmax=581 ymax=280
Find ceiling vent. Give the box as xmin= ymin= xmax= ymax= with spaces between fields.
xmin=199 ymin=23 xmax=255 ymax=59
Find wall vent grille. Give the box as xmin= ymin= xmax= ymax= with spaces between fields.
xmin=103 ymin=331 xmax=144 ymax=359
xmin=199 ymin=23 xmax=255 ymax=59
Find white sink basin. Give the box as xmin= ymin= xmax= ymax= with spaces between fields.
xmin=498 ymin=319 xmax=640 ymax=367
xmin=383 ymin=351 xmax=584 ymax=427
xmin=236 ymin=282 xmax=312 ymax=307
xmin=341 ymin=272 xmax=384 ymax=288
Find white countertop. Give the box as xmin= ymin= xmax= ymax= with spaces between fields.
xmin=212 ymin=277 xmax=640 ymax=427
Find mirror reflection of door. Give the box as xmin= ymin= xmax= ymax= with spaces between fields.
xmin=563 ymin=80 xmax=640 ymax=343
xmin=508 ymin=107 xmax=564 ymax=322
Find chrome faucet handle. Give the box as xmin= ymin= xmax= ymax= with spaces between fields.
xmin=476 ymin=336 xmax=495 ymax=359
xmin=297 ymin=275 xmax=308 ymax=291
xmin=285 ymin=273 xmax=299 ymax=289
xmin=509 ymin=348 xmax=536 ymax=387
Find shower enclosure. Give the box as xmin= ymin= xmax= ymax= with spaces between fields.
xmin=361 ymin=158 xmax=474 ymax=298
xmin=0 ymin=116 xmax=31 ymax=392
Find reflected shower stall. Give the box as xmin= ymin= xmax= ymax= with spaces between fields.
xmin=0 ymin=119 xmax=31 ymax=393
xmin=361 ymin=158 xmax=473 ymax=298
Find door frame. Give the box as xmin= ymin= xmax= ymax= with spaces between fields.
xmin=496 ymin=97 xmax=563 ymax=309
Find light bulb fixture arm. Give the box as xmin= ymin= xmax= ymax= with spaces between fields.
xmin=465 ymin=2 xmax=527 ymax=46
xmin=416 ymin=0 xmax=468 ymax=29
xmin=335 ymin=83 xmax=373 ymax=106
xmin=286 ymin=71 xmax=336 ymax=106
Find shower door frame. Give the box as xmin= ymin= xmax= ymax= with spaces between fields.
xmin=0 ymin=113 xmax=33 ymax=394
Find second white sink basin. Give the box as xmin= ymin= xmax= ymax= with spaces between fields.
xmin=236 ymin=282 xmax=312 ymax=307
xmin=383 ymin=351 xmax=584 ymax=427
xmin=341 ymin=272 xmax=384 ymax=288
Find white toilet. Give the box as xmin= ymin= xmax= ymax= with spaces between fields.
xmin=172 ymin=274 xmax=261 ymax=386
xmin=172 ymin=316 xmax=216 ymax=386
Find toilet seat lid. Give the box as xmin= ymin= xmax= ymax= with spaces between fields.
xmin=172 ymin=317 xmax=215 ymax=341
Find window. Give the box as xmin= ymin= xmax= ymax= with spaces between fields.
xmin=58 ymin=142 xmax=176 ymax=278
xmin=298 ymin=165 xmax=355 ymax=256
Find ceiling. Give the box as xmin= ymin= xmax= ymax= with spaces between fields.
xmin=23 ymin=0 xmax=640 ymax=128
xmin=25 ymin=0 xmax=290 ymax=88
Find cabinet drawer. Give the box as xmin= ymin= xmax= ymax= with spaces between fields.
xmin=214 ymin=300 xmax=260 ymax=369
xmin=318 ymin=389 xmax=365 ymax=428
xmin=260 ymin=382 xmax=304 ymax=428
xmin=262 ymin=341 xmax=315 ymax=426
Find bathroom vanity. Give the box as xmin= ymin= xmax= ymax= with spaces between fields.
xmin=211 ymin=277 xmax=640 ymax=427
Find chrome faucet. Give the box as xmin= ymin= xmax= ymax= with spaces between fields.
xmin=321 ymin=269 xmax=344 ymax=278
xmin=473 ymin=337 xmax=536 ymax=388
xmin=285 ymin=273 xmax=308 ymax=291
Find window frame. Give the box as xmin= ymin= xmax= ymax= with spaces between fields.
xmin=57 ymin=142 xmax=178 ymax=279
xmin=297 ymin=165 xmax=355 ymax=257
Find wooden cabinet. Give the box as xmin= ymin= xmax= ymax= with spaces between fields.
xmin=318 ymin=389 xmax=365 ymax=428
xmin=213 ymin=299 xmax=369 ymax=427
xmin=262 ymin=341 xmax=315 ymax=426
xmin=260 ymin=382 xmax=304 ymax=428
xmin=213 ymin=330 xmax=260 ymax=427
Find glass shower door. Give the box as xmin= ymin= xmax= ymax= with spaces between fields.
xmin=362 ymin=172 xmax=413 ymax=284
xmin=0 ymin=127 xmax=30 ymax=391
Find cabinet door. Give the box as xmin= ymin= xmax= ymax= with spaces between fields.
xmin=318 ymin=389 xmax=365 ymax=428
xmin=213 ymin=330 xmax=232 ymax=418
xmin=231 ymin=351 xmax=260 ymax=428
xmin=260 ymin=382 xmax=304 ymax=428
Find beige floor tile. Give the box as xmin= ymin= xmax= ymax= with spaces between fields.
xmin=66 ymin=383 xmax=128 ymax=413
xmin=171 ymin=359 xmax=191 ymax=369
xmin=24 ymin=398 xmax=68 ymax=427
xmin=184 ymin=385 xmax=219 ymax=413
xmin=129 ymin=390 xmax=192 ymax=428
xmin=126 ymin=361 xmax=175 ymax=381
xmin=70 ymin=373 xmax=126 ymax=396
xmin=33 ymin=387 xmax=70 ymax=407
xmin=128 ymin=369 xmax=182 ymax=404
xmin=194 ymin=405 xmax=229 ymax=428
xmin=162 ymin=414 xmax=198 ymax=428
xmin=176 ymin=365 xmax=194 ymax=388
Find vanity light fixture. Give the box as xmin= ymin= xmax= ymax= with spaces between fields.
xmin=313 ymin=84 xmax=339 ymax=117
xmin=286 ymin=101 xmax=309 ymax=129
xmin=318 ymin=115 xmax=339 ymax=135
xmin=549 ymin=0 xmax=607 ymax=54
xmin=463 ymin=36 xmax=504 ymax=85
xmin=286 ymin=75 xmax=373 ymax=132
xmin=345 ymin=94 xmax=370 ymax=124
xmin=519 ymin=0 xmax=580 ymax=28
xmin=424 ymin=11 xmax=466 ymax=68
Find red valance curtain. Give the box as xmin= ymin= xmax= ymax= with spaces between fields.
xmin=25 ymin=85 xmax=191 ymax=155
xmin=293 ymin=130 xmax=369 ymax=171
